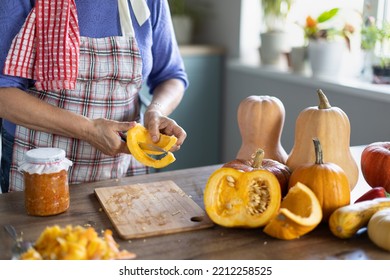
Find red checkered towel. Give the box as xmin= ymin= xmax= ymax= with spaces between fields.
xmin=4 ymin=0 xmax=80 ymax=91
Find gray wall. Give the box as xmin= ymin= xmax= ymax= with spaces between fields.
xmin=187 ymin=0 xmax=242 ymax=58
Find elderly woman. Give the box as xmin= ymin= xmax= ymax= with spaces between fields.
xmin=0 ymin=0 xmax=188 ymax=192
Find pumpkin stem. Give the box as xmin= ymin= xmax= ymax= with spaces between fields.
xmin=317 ymin=89 xmax=331 ymax=109
xmin=313 ymin=138 xmax=324 ymax=165
xmin=252 ymin=149 xmax=265 ymax=168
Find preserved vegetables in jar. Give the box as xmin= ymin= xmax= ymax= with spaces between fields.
xmin=19 ymin=148 xmax=73 ymax=216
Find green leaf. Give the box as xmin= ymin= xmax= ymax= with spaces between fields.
xmin=317 ymin=8 xmax=339 ymax=23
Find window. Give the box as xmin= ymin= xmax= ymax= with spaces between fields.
xmin=240 ymin=0 xmax=389 ymax=78
xmin=241 ymin=0 xmax=366 ymax=58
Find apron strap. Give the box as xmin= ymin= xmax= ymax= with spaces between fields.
xmin=130 ymin=0 xmax=151 ymax=26
xmin=119 ymin=0 xmax=150 ymax=37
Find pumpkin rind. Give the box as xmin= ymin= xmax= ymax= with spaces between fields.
xmin=288 ymin=138 xmax=350 ymax=222
xmin=263 ymin=182 xmax=322 ymax=240
xmin=286 ymin=89 xmax=359 ymax=190
xmin=126 ymin=123 xmax=177 ymax=168
xmin=361 ymin=142 xmax=390 ymax=193
xmin=329 ymin=198 xmax=390 ymax=239
xmin=204 ymin=167 xmax=281 ymax=228
xmin=236 ymin=95 xmax=288 ymax=164
xmin=225 ymin=149 xmax=291 ymax=196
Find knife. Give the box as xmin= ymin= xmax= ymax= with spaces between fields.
xmin=138 ymin=142 xmax=168 ymax=154
xmin=119 ymin=131 xmax=168 ymax=154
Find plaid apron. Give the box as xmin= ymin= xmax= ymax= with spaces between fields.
xmin=8 ymin=0 xmax=149 ymax=191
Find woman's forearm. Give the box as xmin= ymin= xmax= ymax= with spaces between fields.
xmin=147 ymin=78 xmax=185 ymax=116
xmin=0 ymin=87 xmax=92 ymax=140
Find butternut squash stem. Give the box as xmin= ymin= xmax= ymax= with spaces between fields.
xmin=313 ymin=138 xmax=324 ymax=165
xmin=252 ymin=149 xmax=265 ymax=168
xmin=317 ymin=89 xmax=331 ymax=110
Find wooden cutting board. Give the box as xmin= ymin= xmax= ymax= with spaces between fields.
xmin=95 ymin=180 xmax=214 ymax=239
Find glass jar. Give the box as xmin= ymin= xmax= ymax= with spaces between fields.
xmin=19 ymin=148 xmax=73 ymax=216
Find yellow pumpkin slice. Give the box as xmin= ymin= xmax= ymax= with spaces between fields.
xmin=126 ymin=123 xmax=177 ymax=168
xmin=263 ymin=182 xmax=322 ymax=240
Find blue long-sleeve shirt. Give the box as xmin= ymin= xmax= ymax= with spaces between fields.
xmin=0 ymin=0 xmax=188 ymax=95
xmin=0 ymin=0 xmax=188 ymax=134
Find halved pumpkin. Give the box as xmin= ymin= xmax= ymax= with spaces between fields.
xmin=126 ymin=123 xmax=177 ymax=168
xmin=204 ymin=167 xmax=281 ymax=228
xmin=263 ymin=182 xmax=322 ymax=240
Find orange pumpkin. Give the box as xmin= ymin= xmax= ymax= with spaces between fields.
xmin=361 ymin=142 xmax=390 ymax=193
xmin=288 ymin=138 xmax=351 ymax=222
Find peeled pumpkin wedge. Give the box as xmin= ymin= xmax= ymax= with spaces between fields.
xmin=263 ymin=182 xmax=322 ymax=240
xmin=126 ymin=123 xmax=177 ymax=168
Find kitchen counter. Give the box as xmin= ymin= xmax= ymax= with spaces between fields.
xmin=1 ymin=146 xmax=389 ymax=260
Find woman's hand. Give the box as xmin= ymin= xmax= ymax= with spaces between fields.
xmin=85 ymin=119 xmax=137 ymax=156
xmin=143 ymin=78 xmax=187 ymax=151
xmin=143 ymin=108 xmax=187 ymax=152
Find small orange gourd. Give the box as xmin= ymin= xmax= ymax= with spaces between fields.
xmin=236 ymin=95 xmax=288 ymax=164
xmin=286 ymin=89 xmax=358 ymax=190
xmin=288 ymin=138 xmax=351 ymax=222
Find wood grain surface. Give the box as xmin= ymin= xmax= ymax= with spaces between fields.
xmin=1 ymin=147 xmax=390 ymax=260
xmin=95 ymin=181 xmax=213 ymax=239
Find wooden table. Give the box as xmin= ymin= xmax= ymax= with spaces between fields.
xmin=1 ymin=146 xmax=389 ymax=260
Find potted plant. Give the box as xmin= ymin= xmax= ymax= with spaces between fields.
xmin=259 ymin=0 xmax=293 ymax=66
xmin=303 ymin=8 xmax=356 ymax=79
xmin=168 ymin=0 xmax=193 ymax=45
xmin=361 ymin=17 xmax=390 ymax=84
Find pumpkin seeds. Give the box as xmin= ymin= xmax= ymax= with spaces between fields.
xmin=247 ymin=180 xmax=270 ymax=215
xmin=226 ymin=176 xmax=236 ymax=187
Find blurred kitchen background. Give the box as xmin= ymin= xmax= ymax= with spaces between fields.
xmin=1 ymin=0 xmax=389 ymax=182
xmin=143 ymin=0 xmax=389 ymax=172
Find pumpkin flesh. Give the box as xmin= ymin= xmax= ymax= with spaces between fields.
xmin=204 ymin=167 xmax=281 ymax=228
xmin=263 ymin=182 xmax=322 ymax=240
xmin=126 ymin=124 xmax=177 ymax=168
xmin=225 ymin=149 xmax=291 ymax=197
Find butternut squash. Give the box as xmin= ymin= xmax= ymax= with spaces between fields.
xmin=286 ymin=89 xmax=358 ymax=190
xmin=236 ymin=95 xmax=288 ymax=164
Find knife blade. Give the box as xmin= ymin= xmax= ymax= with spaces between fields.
xmin=119 ymin=131 xmax=168 ymax=154
xmin=138 ymin=142 xmax=168 ymax=154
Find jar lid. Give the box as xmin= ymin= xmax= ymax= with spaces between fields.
xmin=19 ymin=148 xmax=73 ymax=174
xmin=24 ymin=148 xmax=66 ymax=164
